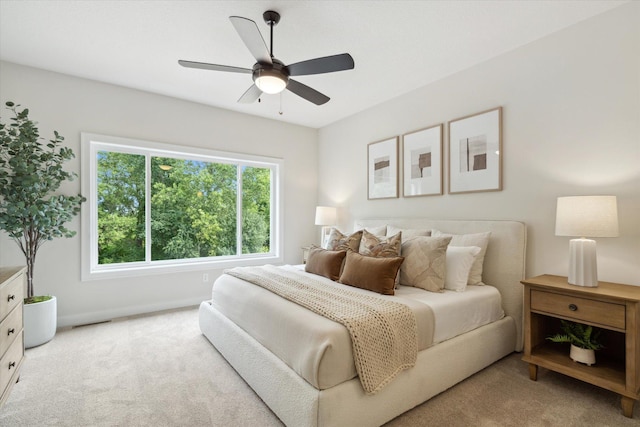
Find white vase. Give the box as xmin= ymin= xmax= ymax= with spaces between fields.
xmin=570 ymin=344 xmax=596 ymax=366
xmin=23 ymin=296 xmax=57 ymax=348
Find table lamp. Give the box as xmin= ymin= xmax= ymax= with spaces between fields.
xmin=315 ymin=206 xmax=336 ymax=248
xmin=555 ymin=196 xmax=618 ymax=287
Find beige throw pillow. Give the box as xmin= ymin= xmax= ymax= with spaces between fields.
xmin=358 ymin=229 xmax=402 ymax=257
xmin=399 ymin=236 xmax=452 ymax=292
xmin=431 ymin=230 xmax=490 ymax=285
xmin=326 ymin=228 xmax=363 ymax=252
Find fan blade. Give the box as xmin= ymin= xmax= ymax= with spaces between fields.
xmin=286 ymin=79 xmax=330 ymax=105
xmin=287 ymin=53 xmax=354 ymax=76
xmin=178 ymin=60 xmax=251 ymax=74
xmin=229 ymin=16 xmax=272 ymax=65
xmin=238 ymin=84 xmax=263 ymax=104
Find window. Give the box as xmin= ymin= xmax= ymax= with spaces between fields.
xmin=81 ymin=133 xmax=282 ymax=280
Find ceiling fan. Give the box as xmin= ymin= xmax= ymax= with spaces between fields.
xmin=178 ymin=10 xmax=355 ymax=106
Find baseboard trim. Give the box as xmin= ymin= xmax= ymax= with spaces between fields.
xmin=56 ymin=297 xmax=204 ymax=329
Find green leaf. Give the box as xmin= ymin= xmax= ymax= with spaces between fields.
xmin=546 ymin=320 xmax=604 ymax=350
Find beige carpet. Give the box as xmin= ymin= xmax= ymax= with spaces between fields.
xmin=0 ymin=307 xmax=637 ymax=426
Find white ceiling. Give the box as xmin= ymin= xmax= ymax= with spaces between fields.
xmin=0 ymin=1 xmax=627 ymax=129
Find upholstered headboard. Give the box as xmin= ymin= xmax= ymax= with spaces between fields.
xmin=354 ymin=218 xmax=527 ymax=352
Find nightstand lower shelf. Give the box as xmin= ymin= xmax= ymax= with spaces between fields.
xmin=524 ymin=343 xmax=627 ymax=394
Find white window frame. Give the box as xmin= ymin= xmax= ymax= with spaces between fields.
xmin=80 ymin=133 xmax=283 ymax=281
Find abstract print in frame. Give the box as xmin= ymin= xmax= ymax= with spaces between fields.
xmin=402 ymin=124 xmax=443 ymax=197
xmin=448 ymin=107 xmax=502 ymax=194
xmin=367 ymin=137 xmax=398 ymax=199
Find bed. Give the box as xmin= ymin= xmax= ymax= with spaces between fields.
xmin=199 ymin=219 xmax=526 ymax=426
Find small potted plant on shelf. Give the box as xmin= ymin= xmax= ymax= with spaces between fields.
xmin=547 ymin=320 xmax=604 ymax=366
xmin=0 ymin=101 xmax=85 ymax=348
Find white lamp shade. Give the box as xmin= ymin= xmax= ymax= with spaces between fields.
xmin=555 ymin=196 xmax=618 ymax=238
xmin=315 ymin=206 xmax=337 ymax=226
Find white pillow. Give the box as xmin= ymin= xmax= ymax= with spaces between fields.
xmin=354 ymin=224 xmax=387 ymax=236
xmin=432 ymin=230 xmax=490 ymax=285
xmin=445 ymin=246 xmax=481 ymax=292
xmin=387 ymin=225 xmax=431 ymax=239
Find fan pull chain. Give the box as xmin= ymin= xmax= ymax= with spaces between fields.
xmin=279 ymin=92 xmax=283 ymax=115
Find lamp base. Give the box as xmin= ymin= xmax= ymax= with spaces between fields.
xmin=321 ymin=226 xmax=332 ymax=249
xmin=568 ymin=238 xmax=598 ymax=287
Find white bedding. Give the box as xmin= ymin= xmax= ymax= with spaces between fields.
xmin=210 ymin=264 xmax=504 ymax=390
xmin=394 ymin=282 xmax=504 ymax=343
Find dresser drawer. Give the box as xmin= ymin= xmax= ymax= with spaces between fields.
xmin=0 ymin=274 xmax=23 ymax=319
xmin=530 ymin=289 xmax=626 ymax=330
xmin=0 ymin=330 xmax=23 ymax=398
xmin=0 ymin=306 xmax=22 ymax=358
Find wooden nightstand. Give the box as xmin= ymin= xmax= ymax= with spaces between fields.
xmin=521 ymin=274 xmax=640 ymax=418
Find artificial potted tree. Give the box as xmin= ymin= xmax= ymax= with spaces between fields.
xmin=0 ymin=101 xmax=85 ymax=348
xmin=547 ymin=320 xmax=604 ymax=366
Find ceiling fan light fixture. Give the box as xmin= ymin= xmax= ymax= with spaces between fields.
xmin=180 ymin=11 xmax=354 ymax=105
xmin=255 ymin=70 xmax=287 ymax=94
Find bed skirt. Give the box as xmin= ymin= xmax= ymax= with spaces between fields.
xmin=199 ymin=300 xmax=516 ymax=427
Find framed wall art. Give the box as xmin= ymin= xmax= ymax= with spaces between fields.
xmin=448 ymin=107 xmax=502 ymax=194
xmin=402 ymin=124 xmax=443 ymax=197
xmin=367 ymin=137 xmax=398 ymax=199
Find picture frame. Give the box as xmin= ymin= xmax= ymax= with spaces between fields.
xmin=367 ymin=137 xmax=399 ymax=199
xmin=402 ymin=124 xmax=443 ymax=197
xmin=448 ymin=107 xmax=502 ymax=194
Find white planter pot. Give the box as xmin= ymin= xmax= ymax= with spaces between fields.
xmin=570 ymin=344 xmax=596 ymax=366
xmin=23 ymin=296 xmax=57 ymax=348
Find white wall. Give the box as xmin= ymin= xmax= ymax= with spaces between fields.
xmin=0 ymin=62 xmax=318 ymax=326
xmin=318 ymin=3 xmax=640 ymax=286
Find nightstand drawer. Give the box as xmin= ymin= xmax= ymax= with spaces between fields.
xmin=530 ymin=289 xmax=626 ymax=330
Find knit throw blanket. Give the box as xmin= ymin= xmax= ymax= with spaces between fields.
xmin=224 ymin=265 xmax=418 ymax=394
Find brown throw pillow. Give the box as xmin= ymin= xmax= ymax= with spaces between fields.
xmin=338 ymin=250 xmax=404 ymax=295
xmin=305 ymin=247 xmax=347 ymax=281
xmin=325 ymin=228 xmax=363 ymax=252
xmin=359 ymin=229 xmax=402 ymax=286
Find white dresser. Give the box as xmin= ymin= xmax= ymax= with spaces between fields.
xmin=0 ymin=266 xmax=25 ymax=406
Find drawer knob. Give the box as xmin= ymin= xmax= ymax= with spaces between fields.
xmin=8 ymin=361 xmax=15 ymax=370
xmin=8 ymin=328 xmax=15 ymax=335
xmin=569 ymin=304 xmax=578 ymax=311
xmin=7 ymin=294 xmax=15 ymax=302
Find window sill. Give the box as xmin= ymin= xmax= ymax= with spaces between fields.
xmin=82 ymin=254 xmax=282 ymax=281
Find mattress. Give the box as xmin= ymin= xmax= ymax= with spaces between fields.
xmin=210 ymin=265 xmax=504 ymax=390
